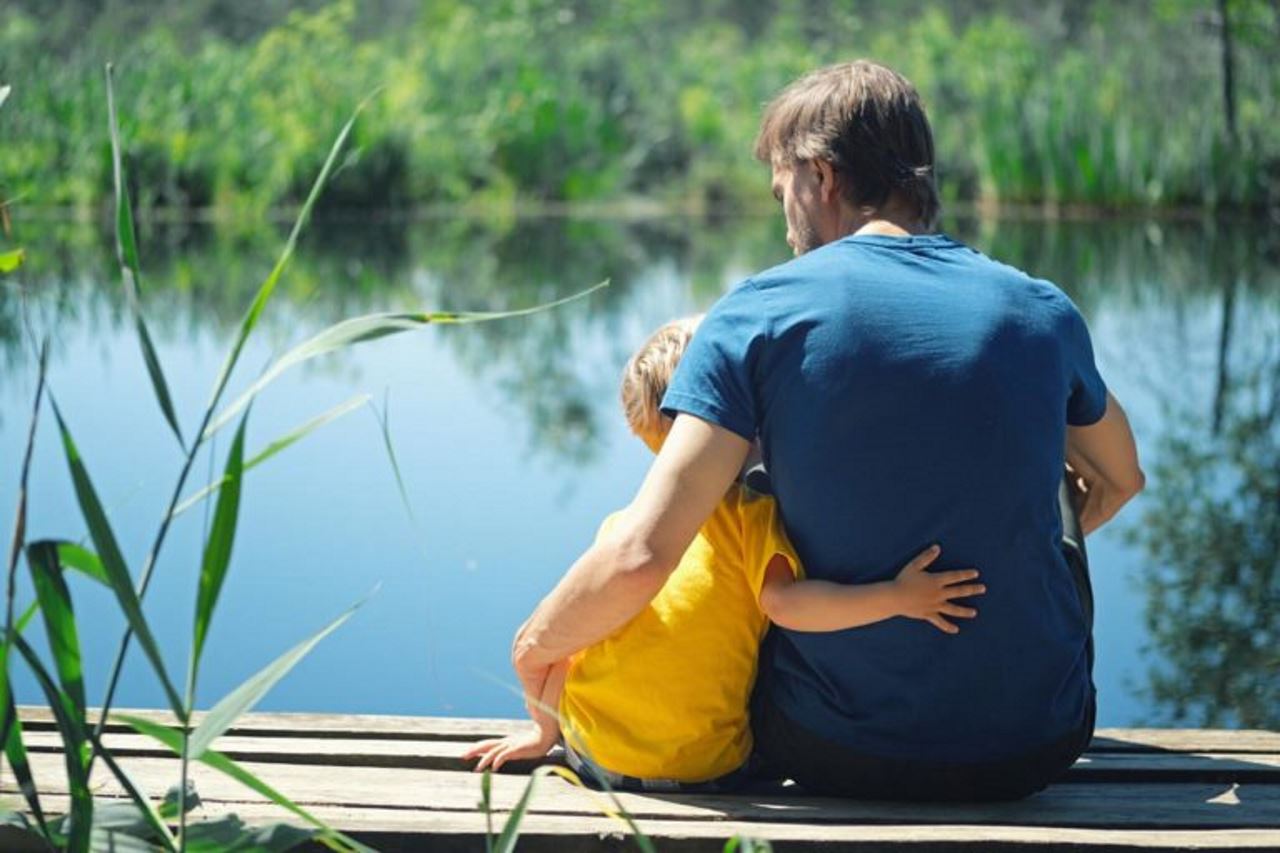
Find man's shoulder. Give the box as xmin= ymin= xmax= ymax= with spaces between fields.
xmin=747 ymin=240 xmax=858 ymax=293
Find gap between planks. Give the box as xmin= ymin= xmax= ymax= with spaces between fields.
xmin=15 ymin=731 xmax=1280 ymax=784
xmin=7 ymin=752 xmax=1280 ymax=829
xmin=16 ymin=707 xmax=1280 ymax=753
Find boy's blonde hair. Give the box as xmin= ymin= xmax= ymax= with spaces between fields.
xmin=621 ymin=315 xmax=703 ymax=449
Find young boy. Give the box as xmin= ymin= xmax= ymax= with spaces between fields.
xmin=464 ymin=316 xmax=985 ymax=789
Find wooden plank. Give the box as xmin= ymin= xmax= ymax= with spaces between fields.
xmin=18 ymin=732 xmax=1280 ymax=783
xmin=8 ymin=753 xmax=1280 ymax=828
xmin=15 ymin=706 xmax=525 ymax=741
xmin=24 ymin=796 xmax=1280 ymax=851
xmin=19 ymin=708 xmax=1279 ymax=753
xmin=1091 ymin=730 xmax=1280 ymax=755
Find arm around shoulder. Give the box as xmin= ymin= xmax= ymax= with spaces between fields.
xmin=511 ymin=414 xmax=750 ymax=705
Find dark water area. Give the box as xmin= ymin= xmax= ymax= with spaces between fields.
xmin=1 ymin=212 xmax=1276 ymax=729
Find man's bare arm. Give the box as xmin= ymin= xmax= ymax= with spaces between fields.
xmin=1065 ymin=391 xmax=1145 ymax=536
xmin=511 ymin=414 xmax=750 ymax=705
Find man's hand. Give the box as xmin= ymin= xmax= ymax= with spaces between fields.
xmin=1066 ymin=392 xmax=1145 ymax=536
xmin=463 ymin=724 xmax=558 ymax=773
xmin=890 ymin=545 xmax=985 ymax=634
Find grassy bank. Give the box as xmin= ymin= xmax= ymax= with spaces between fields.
xmin=1 ymin=0 xmax=1277 ymax=215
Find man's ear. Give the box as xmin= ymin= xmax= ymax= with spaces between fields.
xmin=813 ymin=159 xmax=841 ymax=203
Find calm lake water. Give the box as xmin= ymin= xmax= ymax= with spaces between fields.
xmin=1 ymin=212 xmax=1276 ymax=729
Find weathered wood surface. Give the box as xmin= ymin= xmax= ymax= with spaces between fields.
xmin=11 ymin=797 xmax=1280 ymax=853
xmin=17 ymin=731 xmax=1280 ymax=783
xmin=7 ymin=707 xmax=1280 ymax=851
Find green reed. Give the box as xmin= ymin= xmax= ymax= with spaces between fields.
xmin=0 ymin=66 xmax=605 ymax=851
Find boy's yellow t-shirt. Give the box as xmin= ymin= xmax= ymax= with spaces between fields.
xmin=559 ymin=484 xmax=802 ymax=782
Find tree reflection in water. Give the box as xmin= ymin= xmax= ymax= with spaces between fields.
xmin=1124 ymin=229 xmax=1280 ymax=728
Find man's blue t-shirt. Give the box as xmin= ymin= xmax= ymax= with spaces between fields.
xmin=662 ymin=232 xmax=1107 ymax=763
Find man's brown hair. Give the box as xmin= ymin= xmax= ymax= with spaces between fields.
xmin=754 ymin=60 xmax=940 ymax=229
xmin=621 ymin=315 xmax=703 ymax=448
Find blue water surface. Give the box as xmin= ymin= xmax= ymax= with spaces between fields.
xmin=1 ymin=213 xmax=1274 ymax=729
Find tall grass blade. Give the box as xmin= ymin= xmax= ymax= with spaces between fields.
xmin=206 ymin=100 xmax=369 ymax=414
xmin=11 ymin=635 xmax=91 ymax=853
xmin=479 ymin=771 xmax=494 ymax=853
xmin=205 ymin=280 xmax=609 ymax=439
xmin=491 ymin=765 xmax=656 ymax=853
xmin=372 ymin=391 xmax=414 ymax=523
xmin=182 ymin=411 xmax=250 ymax=848
xmin=14 ymin=601 xmax=36 ymax=634
xmin=479 ymin=676 xmax=655 ymax=852
xmin=0 ymin=249 xmax=23 ymax=274
xmin=49 ymin=398 xmax=185 ymax=719
xmin=48 ymin=542 xmax=109 ymax=587
xmin=90 ymin=95 xmax=371 ymax=774
xmin=114 ymin=715 xmax=372 ymax=853
xmin=2 ymin=338 xmax=47 ymax=841
xmin=188 ymin=591 xmax=373 ymax=758
xmin=105 ymin=64 xmax=185 ymax=451
xmin=172 ymin=394 xmax=369 ymax=519
xmin=191 ymin=411 xmax=249 ymax=672
xmin=1 ymin=667 xmax=49 ymax=840
xmin=90 ymin=744 xmax=178 ymax=852
xmin=7 ymin=338 xmax=46 ymax=640
xmin=492 ymin=770 xmax=540 ymax=853
xmin=25 ymin=542 xmax=86 ymax=715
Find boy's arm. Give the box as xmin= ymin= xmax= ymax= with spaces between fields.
xmin=464 ymin=659 xmax=568 ymax=772
xmin=759 ymin=545 xmax=986 ymax=635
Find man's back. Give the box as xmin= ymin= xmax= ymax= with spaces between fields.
xmin=664 ymin=232 xmax=1107 ymax=763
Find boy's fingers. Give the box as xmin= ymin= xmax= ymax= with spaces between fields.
xmin=928 ymin=615 xmax=959 ymax=634
xmin=943 ymin=583 xmax=986 ymax=599
xmin=903 ymin=544 xmax=942 ymax=573
xmin=463 ymin=739 xmax=503 ymax=760
xmin=940 ymin=603 xmax=977 ymax=618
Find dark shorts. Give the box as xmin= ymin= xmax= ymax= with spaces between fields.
xmin=562 ymin=740 xmax=761 ymax=794
xmin=748 ymin=474 xmax=1096 ymax=802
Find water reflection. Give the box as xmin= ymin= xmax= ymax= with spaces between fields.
xmin=1123 ymin=244 xmax=1280 ymax=728
xmin=3 ymin=212 xmax=1277 ymax=725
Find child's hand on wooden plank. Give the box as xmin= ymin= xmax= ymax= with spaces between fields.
xmin=463 ymin=725 xmax=558 ymax=772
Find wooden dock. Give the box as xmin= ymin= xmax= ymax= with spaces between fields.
xmin=5 ymin=707 xmax=1280 ymax=850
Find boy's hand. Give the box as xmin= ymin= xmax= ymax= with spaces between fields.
xmin=891 ymin=545 xmax=985 ymax=634
xmin=463 ymin=725 xmax=558 ymax=773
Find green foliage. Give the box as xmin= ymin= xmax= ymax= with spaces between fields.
xmin=2 ymin=1 xmax=1277 ymax=212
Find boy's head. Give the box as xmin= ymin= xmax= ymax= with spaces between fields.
xmin=621 ymin=315 xmax=703 ymax=453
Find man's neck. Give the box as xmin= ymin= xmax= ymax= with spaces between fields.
xmin=852 ymin=218 xmax=923 ymax=238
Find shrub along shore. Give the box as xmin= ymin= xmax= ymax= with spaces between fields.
xmin=2 ymin=0 xmax=1277 ymax=217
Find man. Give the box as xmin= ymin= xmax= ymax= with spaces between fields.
xmin=512 ymin=60 xmax=1143 ymax=800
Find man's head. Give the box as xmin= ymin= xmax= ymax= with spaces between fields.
xmin=755 ymin=60 xmax=939 ymax=254
xmin=621 ymin=315 xmax=703 ymax=453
